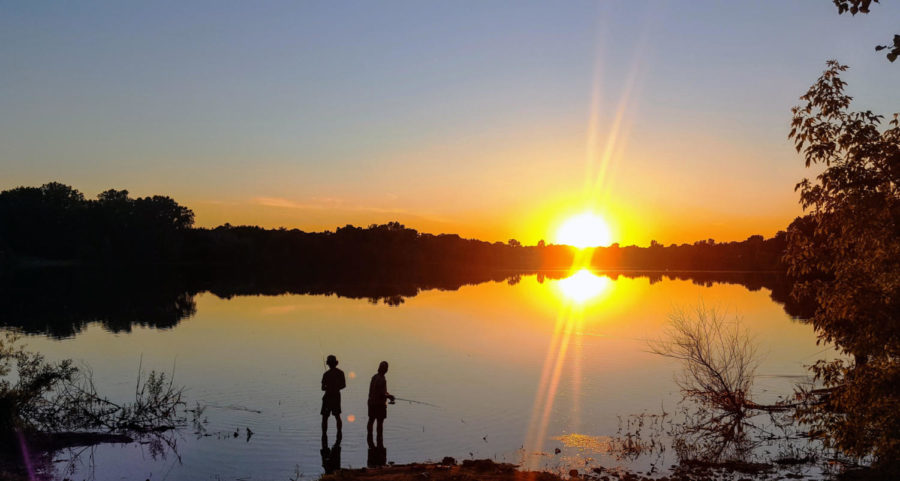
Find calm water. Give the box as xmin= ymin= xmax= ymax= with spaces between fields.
xmin=17 ymin=271 xmax=824 ymax=480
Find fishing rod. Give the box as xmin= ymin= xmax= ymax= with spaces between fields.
xmin=202 ymin=402 xmax=263 ymax=414
xmin=391 ymin=397 xmax=441 ymax=408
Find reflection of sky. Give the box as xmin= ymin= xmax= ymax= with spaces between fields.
xmin=22 ymin=274 xmax=830 ymax=479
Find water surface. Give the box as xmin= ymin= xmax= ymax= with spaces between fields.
xmin=17 ymin=271 xmax=824 ymax=480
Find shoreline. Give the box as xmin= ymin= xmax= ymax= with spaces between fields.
xmin=319 ymin=457 xmax=832 ymax=481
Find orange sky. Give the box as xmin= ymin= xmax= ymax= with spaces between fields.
xmin=4 ymin=2 xmax=894 ymax=247
xmin=182 ymin=127 xmax=809 ymax=247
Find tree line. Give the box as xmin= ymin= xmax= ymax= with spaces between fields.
xmin=0 ymin=182 xmax=798 ymax=273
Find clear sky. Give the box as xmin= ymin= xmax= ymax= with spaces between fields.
xmin=2 ymin=1 xmax=898 ymax=246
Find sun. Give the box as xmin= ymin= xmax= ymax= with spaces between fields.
xmin=555 ymin=212 xmax=612 ymax=248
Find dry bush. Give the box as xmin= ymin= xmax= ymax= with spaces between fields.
xmin=649 ymin=304 xmax=759 ymax=414
xmin=0 ymin=332 xmax=184 ymax=437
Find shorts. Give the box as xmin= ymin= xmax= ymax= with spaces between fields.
xmin=368 ymin=402 xmax=386 ymax=420
xmin=321 ymin=394 xmax=341 ymax=416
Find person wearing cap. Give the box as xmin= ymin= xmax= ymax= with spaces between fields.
xmin=366 ymin=360 xmax=394 ymax=445
xmin=321 ymin=354 xmax=346 ymax=436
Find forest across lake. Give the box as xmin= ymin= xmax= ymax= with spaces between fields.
xmin=0 ymin=183 xmax=796 ymax=274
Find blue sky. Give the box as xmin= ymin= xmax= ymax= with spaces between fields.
xmin=2 ymin=1 xmax=898 ymax=244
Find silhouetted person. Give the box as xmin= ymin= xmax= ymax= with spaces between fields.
xmin=320 ymin=432 xmax=342 ymax=474
xmin=321 ymin=354 xmax=346 ymax=436
xmin=366 ymin=360 xmax=394 ymax=446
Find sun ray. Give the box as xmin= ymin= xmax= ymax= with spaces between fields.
xmin=524 ymin=5 xmax=653 ymax=469
xmin=523 ymin=306 xmax=578 ymax=468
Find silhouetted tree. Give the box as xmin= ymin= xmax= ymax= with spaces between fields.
xmin=0 ymin=184 xmax=195 ymax=263
xmin=833 ymin=0 xmax=900 ymax=62
xmin=788 ymin=61 xmax=900 ymax=469
xmin=0 ymin=183 xmax=86 ymax=260
xmin=0 ymin=182 xmax=795 ymax=273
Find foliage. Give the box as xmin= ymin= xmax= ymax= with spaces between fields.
xmin=27 ymin=362 xmax=185 ymax=434
xmin=648 ymin=305 xmax=759 ymax=415
xmin=787 ymin=61 xmax=900 ymax=469
xmin=787 ymin=61 xmax=900 ymax=360
xmin=0 ymin=332 xmax=184 ymax=440
xmin=0 ymin=332 xmax=78 ymax=434
xmin=0 ymin=183 xmax=194 ymax=262
xmin=796 ymin=358 xmax=900 ymax=464
xmin=832 ymin=0 xmax=899 ymax=62
xmin=834 ymin=0 xmax=877 ymax=15
xmin=595 ymin=233 xmax=787 ymax=271
xmin=874 ymin=35 xmax=900 ymax=62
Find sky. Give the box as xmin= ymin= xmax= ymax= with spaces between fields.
xmin=2 ymin=1 xmax=898 ymax=246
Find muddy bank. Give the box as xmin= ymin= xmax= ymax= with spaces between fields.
xmin=318 ymin=458 xmax=820 ymax=481
xmin=321 ymin=458 xmax=562 ymax=481
xmin=319 ymin=457 xmax=899 ymax=481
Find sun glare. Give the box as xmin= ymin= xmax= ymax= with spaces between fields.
xmin=555 ymin=213 xmax=612 ymax=248
xmin=557 ymin=269 xmax=612 ymax=304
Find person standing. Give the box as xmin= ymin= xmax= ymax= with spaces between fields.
xmin=366 ymin=360 xmax=394 ymax=446
xmin=321 ymin=354 xmax=346 ymax=436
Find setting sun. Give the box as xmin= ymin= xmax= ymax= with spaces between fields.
xmin=555 ymin=213 xmax=613 ymax=248
xmin=3 ymin=2 xmax=894 ymax=478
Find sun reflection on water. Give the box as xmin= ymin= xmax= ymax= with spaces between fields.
xmin=556 ymin=269 xmax=612 ymax=304
xmin=524 ymin=268 xmax=619 ymax=466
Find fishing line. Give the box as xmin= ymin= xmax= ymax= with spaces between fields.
xmin=393 ymin=397 xmax=441 ymax=408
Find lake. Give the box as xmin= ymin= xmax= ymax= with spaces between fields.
xmin=12 ymin=269 xmax=825 ymax=480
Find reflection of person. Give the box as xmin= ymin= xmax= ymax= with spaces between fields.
xmin=366 ymin=361 xmax=394 ymax=445
xmin=320 ymin=355 xmax=346 ymax=436
xmin=366 ymin=438 xmax=387 ymax=468
xmin=320 ymin=432 xmax=342 ymax=474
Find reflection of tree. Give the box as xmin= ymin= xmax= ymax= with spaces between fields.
xmin=610 ymin=400 xmax=812 ymax=474
xmin=0 ymin=267 xmax=811 ymax=337
xmin=0 ymin=268 xmax=197 ymax=338
xmin=633 ymin=305 xmax=814 ymax=472
xmin=669 ymin=402 xmax=795 ymax=464
xmin=370 ymin=295 xmax=404 ymax=306
xmin=25 ymin=430 xmax=183 ymax=481
xmin=0 ymin=182 xmax=819 ymax=336
xmin=672 ymin=406 xmax=754 ymax=463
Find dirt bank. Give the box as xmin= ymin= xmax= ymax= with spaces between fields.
xmin=319 ymin=457 xmax=843 ymax=481
xmin=320 ymin=458 xmax=565 ymax=481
